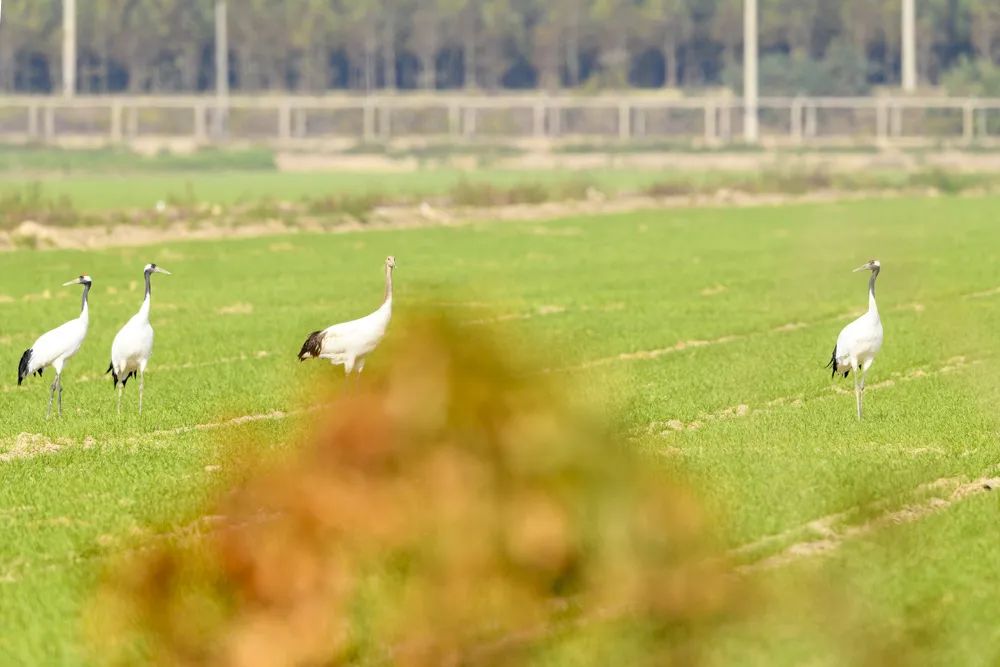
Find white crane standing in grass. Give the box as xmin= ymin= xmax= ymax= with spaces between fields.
xmin=17 ymin=275 xmax=93 ymax=418
xmin=826 ymin=259 xmax=884 ymax=420
xmin=298 ymin=256 xmax=395 ymax=374
xmin=107 ymin=264 xmax=171 ymax=415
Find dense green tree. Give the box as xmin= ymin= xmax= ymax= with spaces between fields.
xmin=710 ymin=0 xmax=742 ymax=79
xmin=970 ymin=0 xmax=1000 ymax=62
xmin=0 ymin=0 xmax=995 ymax=94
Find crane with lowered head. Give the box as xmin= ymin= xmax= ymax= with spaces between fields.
xmin=298 ymin=256 xmax=395 ymax=375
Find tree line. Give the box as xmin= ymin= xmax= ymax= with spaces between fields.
xmin=1 ymin=0 xmax=998 ymax=95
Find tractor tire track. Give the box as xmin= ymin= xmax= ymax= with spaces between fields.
xmin=545 ymin=300 xmax=930 ymax=375
xmin=463 ymin=304 xmax=567 ymax=326
xmin=0 ymin=511 xmax=278 ymax=584
xmin=461 ymin=302 xmax=624 ymax=326
xmin=735 ymin=474 xmax=1000 ymax=574
xmin=143 ymin=409 xmax=292 ymax=438
xmin=549 ymin=334 xmax=745 ymax=374
xmin=637 ymin=356 xmax=980 ymax=439
xmin=0 ymin=406 xmax=322 ymax=464
xmin=964 ymin=286 xmax=1000 ymax=299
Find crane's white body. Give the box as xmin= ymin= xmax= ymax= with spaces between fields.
xmin=110 ymin=298 xmax=154 ymax=383
xmin=18 ymin=276 xmax=92 ymax=418
xmin=828 ymin=261 xmax=884 ymax=420
xmin=299 ymin=256 xmax=395 ymax=374
xmin=109 ymin=264 xmax=170 ymax=415
xmin=833 ymin=297 xmax=883 ymax=376
xmin=24 ymin=313 xmax=89 ymax=377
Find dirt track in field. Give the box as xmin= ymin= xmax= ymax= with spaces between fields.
xmin=273 ymin=148 xmax=1000 ymax=174
xmin=0 ymin=186 xmax=961 ymax=253
xmin=733 ymin=474 xmax=1000 ymax=573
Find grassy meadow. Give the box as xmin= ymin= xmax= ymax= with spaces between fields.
xmin=1 ymin=180 xmax=1000 ymax=663
xmin=0 ymin=145 xmax=666 ymax=211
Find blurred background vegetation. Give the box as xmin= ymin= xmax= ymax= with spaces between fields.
xmin=1 ymin=0 xmax=998 ymax=96
xmin=88 ymin=315 xmax=743 ymax=666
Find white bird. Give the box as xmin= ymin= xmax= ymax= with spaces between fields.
xmin=826 ymin=259 xmax=884 ymax=420
xmin=298 ymin=256 xmax=395 ymax=374
xmin=17 ymin=275 xmax=93 ymax=418
xmin=107 ymin=263 xmax=171 ymax=415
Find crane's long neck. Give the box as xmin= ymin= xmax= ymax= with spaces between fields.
xmin=138 ymin=270 xmax=153 ymax=320
xmin=383 ymin=265 xmax=393 ymax=304
xmin=867 ymin=267 xmax=879 ymax=316
xmin=80 ymin=283 xmax=91 ymax=323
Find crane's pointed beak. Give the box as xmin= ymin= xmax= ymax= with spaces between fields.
xmin=62 ymin=278 xmax=81 ymax=286
xmin=155 ymin=267 xmax=172 ymax=275
xmin=852 ymin=264 xmax=870 ymax=272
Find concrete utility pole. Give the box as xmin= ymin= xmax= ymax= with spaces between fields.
xmin=214 ymin=0 xmax=229 ymax=137
xmin=901 ymin=0 xmax=916 ymax=92
xmin=62 ymin=0 xmax=76 ymax=97
xmin=743 ymin=0 xmax=758 ymax=142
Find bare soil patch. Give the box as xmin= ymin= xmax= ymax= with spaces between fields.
xmin=0 ymin=433 xmax=70 ymax=462
xmin=216 ymin=302 xmax=254 ymax=315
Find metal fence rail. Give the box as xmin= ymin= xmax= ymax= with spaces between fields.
xmin=1 ymin=94 xmax=999 ymax=148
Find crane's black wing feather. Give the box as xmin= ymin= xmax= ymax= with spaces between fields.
xmin=298 ymin=330 xmax=325 ymax=361
xmin=17 ymin=349 xmax=32 ymax=386
xmin=106 ymin=363 xmax=136 ymax=387
xmin=825 ymin=344 xmax=849 ymax=378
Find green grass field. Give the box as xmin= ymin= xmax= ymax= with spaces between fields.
xmin=2 ymin=192 xmax=1000 ymax=664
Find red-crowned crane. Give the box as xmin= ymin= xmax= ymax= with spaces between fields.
xmin=107 ymin=263 xmax=171 ymax=415
xmin=826 ymin=259 xmax=884 ymax=420
xmin=298 ymin=256 xmax=395 ymax=374
xmin=17 ymin=275 xmax=93 ymax=418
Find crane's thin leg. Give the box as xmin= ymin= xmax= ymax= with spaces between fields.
xmin=343 ymin=358 xmax=356 ymax=391
xmin=339 ymin=358 xmax=360 ymax=391
xmin=860 ymin=365 xmax=870 ymax=417
xmin=56 ymin=375 xmax=63 ymax=418
xmin=853 ymin=367 xmax=862 ymax=421
xmin=117 ymin=383 xmax=123 ymax=415
xmin=47 ymin=376 xmax=57 ymax=419
xmin=138 ymin=371 xmax=145 ymax=416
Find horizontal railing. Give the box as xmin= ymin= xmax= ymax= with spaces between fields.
xmin=0 ymin=94 xmax=997 ymax=147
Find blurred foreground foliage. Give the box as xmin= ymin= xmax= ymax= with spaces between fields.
xmin=88 ymin=314 xmax=740 ymax=666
